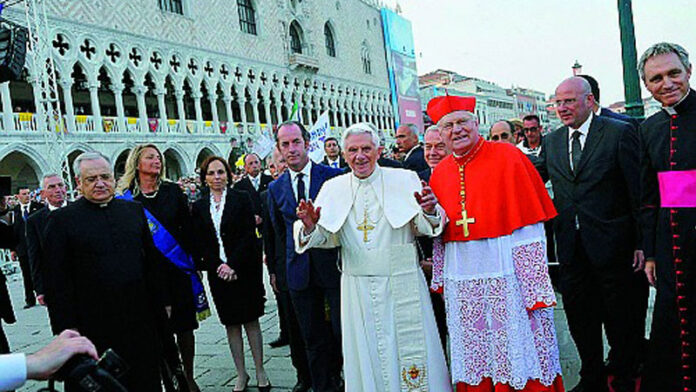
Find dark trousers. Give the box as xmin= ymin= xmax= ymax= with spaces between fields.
xmin=274 ymin=289 xmax=289 ymax=341
xmin=18 ymin=255 xmax=35 ymax=305
xmin=290 ymin=284 xmax=341 ymax=392
xmin=559 ymin=233 xmax=636 ymax=385
xmin=278 ymin=289 xmax=311 ymax=384
xmin=607 ymin=270 xmax=650 ymax=373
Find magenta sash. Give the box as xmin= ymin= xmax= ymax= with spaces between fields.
xmin=658 ymin=170 xmax=696 ymax=208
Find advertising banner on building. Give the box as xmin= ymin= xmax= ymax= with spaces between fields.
xmin=381 ymin=9 xmax=423 ymax=132
xmin=391 ymin=52 xmax=423 ymax=131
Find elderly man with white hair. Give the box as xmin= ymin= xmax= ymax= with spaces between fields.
xmin=294 ymin=122 xmax=451 ymax=392
xmin=427 ymin=96 xmax=563 ymax=392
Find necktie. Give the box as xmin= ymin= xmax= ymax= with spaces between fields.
xmin=571 ymin=130 xmax=582 ymax=172
xmin=252 ymin=177 xmax=259 ymax=191
xmin=22 ymin=206 xmax=28 ymax=221
xmin=296 ymin=173 xmax=306 ymax=202
xmin=332 ymin=161 xmax=338 ymax=169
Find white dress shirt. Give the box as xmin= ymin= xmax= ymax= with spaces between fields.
xmin=248 ymin=173 xmax=261 ymax=191
xmin=0 ymin=353 xmax=27 ymax=391
xmin=210 ymin=188 xmax=228 ymax=264
xmin=567 ymin=112 xmax=593 ymax=168
xmin=326 ymin=157 xmax=341 ymax=169
xmin=288 ymin=161 xmax=313 ymax=201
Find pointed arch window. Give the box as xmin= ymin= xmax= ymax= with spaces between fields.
xmin=324 ymin=23 xmax=336 ymax=57
xmin=237 ymin=0 xmax=257 ymax=35
xmin=290 ymin=21 xmax=303 ymax=54
xmin=361 ymin=46 xmax=372 ymax=74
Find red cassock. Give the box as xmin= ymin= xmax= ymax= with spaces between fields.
xmin=431 ymin=140 xmax=564 ymax=392
xmin=430 ymin=140 xmax=557 ymax=243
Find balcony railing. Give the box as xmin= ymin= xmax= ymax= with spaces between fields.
xmin=5 ymin=113 xmax=278 ymax=136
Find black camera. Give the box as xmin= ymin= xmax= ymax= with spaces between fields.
xmin=55 ymin=348 xmax=129 ymax=392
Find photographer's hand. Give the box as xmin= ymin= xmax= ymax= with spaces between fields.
xmin=26 ymin=330 xmax=98 ymax=381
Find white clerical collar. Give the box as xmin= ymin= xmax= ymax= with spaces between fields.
xmin=663 ymin=91 xmax=690 ymax=115
xmin=289 ymin=161 xmax=312 ymax=181
xmin=47 ymin=202 xmax=66 ymax=211
xmin=568 ymin=112 xmax=593 ymax=140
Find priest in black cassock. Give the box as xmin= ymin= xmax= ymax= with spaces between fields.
xmin=43 ymin=152 xmax=167 ymax=391
xmin=638 ymin=42 xmax=696 ymax=392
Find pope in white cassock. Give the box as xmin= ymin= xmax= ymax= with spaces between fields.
xmin=294 ymin=122 xmax=452 ymax=392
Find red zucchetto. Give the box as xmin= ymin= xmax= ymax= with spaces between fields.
xmin=426 ymin=95 xmax=476 ymax=124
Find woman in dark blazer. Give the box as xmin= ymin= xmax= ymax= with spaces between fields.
xmin=191 ymin=156 xmax=270 ymax=392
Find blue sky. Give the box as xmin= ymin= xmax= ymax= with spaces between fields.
xmin=392 ymin=0 xmax=696 ymax=104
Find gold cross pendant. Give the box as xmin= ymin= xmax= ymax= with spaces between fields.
xmin=455 ymin=206 xmax=475 ymax=237
xmin=357 ymin=210 xmax=375 ymax=243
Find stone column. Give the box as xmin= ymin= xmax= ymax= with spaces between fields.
xmin=331 ymin=102 xmax=338 ymax=128
xmin=344 ymin=105 xmax=351 ymax=127
xmin=88 ymin=81 xmax=103 ymax=133
xmin=238 ymin=96 xmax=248 ymax=133
xmin=58 ymin=78 xmax=76 ymax=134
xmin=0 ymin=82 xmax=13 ymax=132
xmin=154 ymin=86 xmax=168 ymax=133
xmin=274 ymin=95 xmax=283 ymax=124
xmin=222 ymin=92 xmax=233 ymax=125
xmin=174 ymin=86 xmax=186 ymax=128
xmin=29 ymin=76 xmax=46 ymax=132
xmin=134 ymin=85 xmax=148 ymax=132
xmin=284 ymin=97 xmax=293 ymax=122
xmin=110 ymin=81 xmax=126 ymax=133
xmin=250 ymin=97 xmax=260 ymax=132
xmin=192 ymin=90 xmax=204 ymax=133
xmin=208 ymin=92 xmax=220 ymax=133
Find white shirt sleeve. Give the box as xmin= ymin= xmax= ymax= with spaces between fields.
xmin=0 ymin=353 xmax=27 ymax=391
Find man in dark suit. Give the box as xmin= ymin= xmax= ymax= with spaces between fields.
xmin=26 ymin=174 xmax=67 ymax=316
xmin=0 ymin=194 xmax=16 ymax=355
xmin=10 ymin=186 xmax=42 ymax=308
xmin=396 ymin=123 xmax=428 ymax=172
xmin=321 ymin=137 xmax=348 ymax=169
xmin=267 ymin=121 xmax=343 ymax=392
xmin=233 ymin=153 xmax=274 ymax=230
xmin=262 ymin=175 xmax=312 ymax=391
xmin=536 ymin=77 xmax=641 ymax=392
xmin=416 ymin=125 xmax=449 ymax=350
xmin=579 ymin=73 xmax=650 ymax=374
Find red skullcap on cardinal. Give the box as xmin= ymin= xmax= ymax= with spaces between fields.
xmin=426 ymin=95 xmax=476 ymax=124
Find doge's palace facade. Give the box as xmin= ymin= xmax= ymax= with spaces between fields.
xmin=0 ymin=0 xmax=397 ymax=188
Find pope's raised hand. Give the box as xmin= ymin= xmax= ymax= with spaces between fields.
xmin=297 ymin=199 xmax=321 ymax=233
xmin=415 ymin=180 xmax=438 ymax=214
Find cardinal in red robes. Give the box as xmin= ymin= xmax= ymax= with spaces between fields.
xmin=427 ymin=95 xmax=565 ymax=392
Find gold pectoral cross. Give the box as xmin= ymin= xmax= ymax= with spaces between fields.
xmin=456 ymin=205 xmax=475 ymax=237
xmin=357 ymin=210 xmax=375 ymax=243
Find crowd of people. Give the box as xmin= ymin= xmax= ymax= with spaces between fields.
xmin=0 ymin=41 xmax=693 ymax=392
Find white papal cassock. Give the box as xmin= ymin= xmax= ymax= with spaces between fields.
xmin=294 ymin=165 xmax=452 ymax=392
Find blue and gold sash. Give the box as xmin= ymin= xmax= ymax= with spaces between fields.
xmin=119 ymin=190 xmax=211 ymax=321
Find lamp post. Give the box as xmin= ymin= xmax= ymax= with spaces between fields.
xmin=572 ymin=60 xmax=582 ymax=76
xmin=617 ymin=0 xmax=644 ymax=120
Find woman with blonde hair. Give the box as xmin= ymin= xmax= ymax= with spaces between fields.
xmin=117 ymin=143 xmax=209 ymax=392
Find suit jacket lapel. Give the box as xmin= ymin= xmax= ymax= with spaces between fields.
xmin=281 ymin=171 xmax=298 ymax=210
xmin=575 ymin=116 xmax=605 ymax=175
xmin=200 ymin=193 xmax=214 ymax=228
xmin=557 ymin=127 xmax=573 ymax=180
xmin=309 ymin=163 xmax=323 ymax=200
xmin=220 ymin=188 xmax=236 ymax=226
